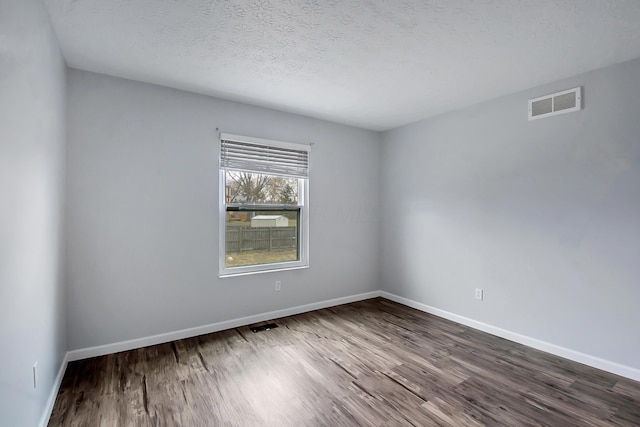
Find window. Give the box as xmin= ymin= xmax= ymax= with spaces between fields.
xmin=219 ymin=133 xmax=310 ymax=277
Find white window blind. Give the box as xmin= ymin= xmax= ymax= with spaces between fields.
xmin=220 ymin=133 xmax=310 ymax=178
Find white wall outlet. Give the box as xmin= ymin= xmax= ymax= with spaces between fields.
xmin=275 ymin=280 xmax=281 ymax=291
xmin=475 ymin=288 xmax=483 ymax=301
xmin=33 ymin=362 xmax=38 ymax=389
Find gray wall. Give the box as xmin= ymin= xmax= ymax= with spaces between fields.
xmin=0 ymin=0 xmax=67 ymax=425
xmin=66 ymin=69 xmax=381 ymax=350
xmin=381 ymin=58 xmax=640 ymax=370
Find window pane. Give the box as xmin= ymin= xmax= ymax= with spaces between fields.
xmin=225 ymin=171 xmax=298 ymax=205
xmin=225 ymin=209 xmax=299 ymax=268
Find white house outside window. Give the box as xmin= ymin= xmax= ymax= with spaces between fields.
xmin=219 ymin=133 xmax=310 ymax=277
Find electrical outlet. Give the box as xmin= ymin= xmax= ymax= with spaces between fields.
xmin=275 ymin=281 xmax=281 ymax=291
xmin=33 ymin=362 xmax=38 ymax=389
xmin=475 ymin=288 xmax=483 ymax=301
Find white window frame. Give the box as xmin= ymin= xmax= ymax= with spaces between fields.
xmin=218 ymin=133 xmax=310 ymax=277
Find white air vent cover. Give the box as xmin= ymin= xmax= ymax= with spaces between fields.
xmin=528 ymin=87 xmax=581 ymax=121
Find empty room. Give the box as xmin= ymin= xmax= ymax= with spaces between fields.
xmin=2 ymin=0 xmax=640 ymax=425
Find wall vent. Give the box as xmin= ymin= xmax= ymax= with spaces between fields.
xmin=528 ymin=87 xmax=581 ymax=121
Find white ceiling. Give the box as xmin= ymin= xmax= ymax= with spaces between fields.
xmin=44 ymin=0 xmax=640 ymax=131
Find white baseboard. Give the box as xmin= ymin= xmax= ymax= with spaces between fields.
xmin=38 ymin=352 xmax=69 ymax=427
xmin=67 ymin=290 xmax=381 ymax=362
xmin=380 ymin=291 xmax=640 ymax=382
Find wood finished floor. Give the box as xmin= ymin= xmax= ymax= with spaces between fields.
xmin=49 ymin=298 xmax=640 ymax=426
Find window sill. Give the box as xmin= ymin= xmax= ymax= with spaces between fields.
xmin=219 ymin=264 xmax=309 ymax=279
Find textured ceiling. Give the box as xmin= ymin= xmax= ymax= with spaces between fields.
xmin=44 ymin=0 xmax=640 ymax=131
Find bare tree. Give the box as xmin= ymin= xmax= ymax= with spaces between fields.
xmin=279 ymin=182 xmax=296 ymax=204
xmin=226 ymin=172 xmax=298 ymax=204
xmin=226 ymin=172 xmax=271 ymax=203
xmin=266 ymin=176 xmax=286 ymax=203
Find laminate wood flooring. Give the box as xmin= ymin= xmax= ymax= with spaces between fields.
xmin=49 ymin=298 xmax=640 ymax=426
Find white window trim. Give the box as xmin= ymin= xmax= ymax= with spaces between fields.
xmin=218 ymin=134 xmax=310 ymax=278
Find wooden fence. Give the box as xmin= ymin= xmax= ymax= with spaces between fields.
xmin=226 ymin=226 xmax=297 ymax=252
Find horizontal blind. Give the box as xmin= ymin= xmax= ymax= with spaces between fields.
xmin=220 ymin=134 xmax=310 ymax=178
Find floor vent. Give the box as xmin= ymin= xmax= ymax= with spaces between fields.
xmin=528 ymin=87 xmax=581 ymax=121
xmin=250 ymin=323 xmax=278 ymax=333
